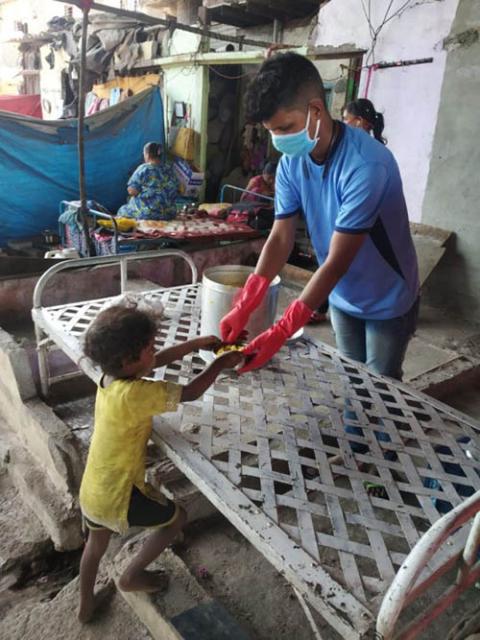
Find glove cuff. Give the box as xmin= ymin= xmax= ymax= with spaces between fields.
xmin=277 ymin=299 xmax=313 ymax=339
xmin=236 ymin=273 xmax=270 ymax=314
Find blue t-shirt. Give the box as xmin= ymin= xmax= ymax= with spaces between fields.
xmin=275 ymin=123 xmax=419 ymax=320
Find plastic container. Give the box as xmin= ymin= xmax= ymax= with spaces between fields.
xmin=200 ymin=265 xmax=280 ymax=361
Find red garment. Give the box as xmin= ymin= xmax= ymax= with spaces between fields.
xmin=241 ymin=175 xmax=273 ymax=202
xmin=0 ymin=94 xmax=42 ymax=118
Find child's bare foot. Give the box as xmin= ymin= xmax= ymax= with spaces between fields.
xmin=78 ymin=578 xmax=115 ymax=624
xmin=118 ymin=569 xmax=169 ymax=593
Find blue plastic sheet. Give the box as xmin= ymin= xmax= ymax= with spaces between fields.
xmin=0 ymin=87 xmax=165 ymax=245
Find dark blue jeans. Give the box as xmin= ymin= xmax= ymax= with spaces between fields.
xmin=330 ymin=298 xmax=419 ymax=455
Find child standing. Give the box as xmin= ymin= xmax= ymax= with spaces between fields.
xmin=78 ymin=304 xmax=243 ymax=622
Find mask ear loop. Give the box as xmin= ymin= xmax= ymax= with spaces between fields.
xmin=306 ymin=109 xmax=321 ymax=143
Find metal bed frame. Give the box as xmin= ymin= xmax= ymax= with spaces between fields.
xmin=220 ymin=183 xmax=274 ymax=204
xmin=31 ymin=251 xmax=480 ymax=639
xmin=58 ymin=200 xmax=177 ymax=256
xmin=377 ymin=489 xmax=480 ymax=639
xmin=32 ymin=250 xmax=198 ymax=395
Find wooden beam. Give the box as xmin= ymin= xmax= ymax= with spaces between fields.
xmin=119 ymin=49 xmax=272 ymax=71
xmin=307 ymin=45 xmax=366 ymax=60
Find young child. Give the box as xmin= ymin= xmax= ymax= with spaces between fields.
xmin=78 ymin=304 xmax=243 ymax=623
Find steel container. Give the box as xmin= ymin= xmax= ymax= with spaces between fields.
xmin=200 ymin=265 xmax=280 ymax=360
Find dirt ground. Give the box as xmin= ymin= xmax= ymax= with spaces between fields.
xmin=0 ymin=525 xmax=153 ymax=640
xmin=0 ymin=575 xmax=153 ymax=640
xmin=178 ymin=514 xmax=331 ymax=640
xmin=176 ymin=513 xmax=480 ymax=640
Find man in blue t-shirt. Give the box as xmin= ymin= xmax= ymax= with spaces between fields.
xmin=220 ymin=52 xmax=419 ymax=381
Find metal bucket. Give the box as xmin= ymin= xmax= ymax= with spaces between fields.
xmin=200 ymin=265 xmax=280 ymax=360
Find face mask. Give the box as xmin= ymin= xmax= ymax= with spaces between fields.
xmin=270 ymin=110 xmax=321 ymax=157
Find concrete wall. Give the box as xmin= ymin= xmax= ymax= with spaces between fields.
xmin=421 ymin=0 xmax=480 ymax=317
xmin=0 ymin=327 xmax=83 ymax=549
xmin=163 ymin=31 xmax=207 ymax=169
xmin=313 ymin=0 xmax=459 ymax=222
xmin=0 ymin=0 xmax=81 ymax=94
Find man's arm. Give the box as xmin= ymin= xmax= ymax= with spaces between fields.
xmin=239 ymin=230 xmax=367 ymax=373
xmin=255 ymin=215 xmax=299 ymax=281
xmin=299 ymin=230 xmax=367 ymax=309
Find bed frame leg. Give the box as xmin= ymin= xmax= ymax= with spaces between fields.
xmin=35 ymin=325 xmax=50 ymax=398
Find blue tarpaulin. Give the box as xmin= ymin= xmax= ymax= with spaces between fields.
xmin=0 ymin=87 xmax=165 ymax=245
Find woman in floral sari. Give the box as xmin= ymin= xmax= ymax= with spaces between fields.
xmin=118 ymin=142 xmax=178 ymax=220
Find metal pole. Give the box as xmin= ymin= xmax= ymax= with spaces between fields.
xmin=273 ymin=19 xmax=280 ymax=44
xmin=78 ymin=5 xmax=95 ymax=256
xmin=120 ymin=256 xmax=128 ymax=293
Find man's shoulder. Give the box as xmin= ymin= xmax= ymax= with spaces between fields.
xmin=341 ymin=127 xmax=393 ymax=169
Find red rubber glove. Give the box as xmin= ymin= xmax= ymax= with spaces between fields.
xmin=220 ymin=273 xmax=270 ymax=344
xmin=239 ymin=299 xmax=313 ymax=373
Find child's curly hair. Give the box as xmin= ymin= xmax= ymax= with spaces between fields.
xmin=84 ymin=305 xmax=157 ymax=377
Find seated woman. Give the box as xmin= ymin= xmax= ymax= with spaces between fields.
xmin=240 ymin=161 xmax=276 ymax=202
xmin=118 ymin=142 xmax=179 ymax=221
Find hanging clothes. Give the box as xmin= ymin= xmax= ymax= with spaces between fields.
xmin=109 ymin=87 xmax=121 ymax=106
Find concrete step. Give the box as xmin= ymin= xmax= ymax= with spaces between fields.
xmin=111 ymin=536 xmax=252 ymax=640
xmin=8 ymin=447 xmax=83 ymax=551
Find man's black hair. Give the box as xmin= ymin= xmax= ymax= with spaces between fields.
xmin=245 ymin=52 xmax=326 ymax=123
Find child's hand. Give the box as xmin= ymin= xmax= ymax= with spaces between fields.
xmin=216 ymin=350 xmax=245 ymax=370
xmin=196 ymin=335 xmax=222 ymax=351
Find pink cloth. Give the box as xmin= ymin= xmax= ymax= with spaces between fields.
xmin=241 ymin=175 xmax=273 ymax=202
xmin=0 ymin=94 xmax=42 ymax=118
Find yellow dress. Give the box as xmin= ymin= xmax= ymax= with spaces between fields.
xmin=79 ymin=377 xmax=181 ymax=533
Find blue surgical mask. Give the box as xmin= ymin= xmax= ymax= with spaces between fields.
xmin=270 ymin=110 xmax=321 ymax=157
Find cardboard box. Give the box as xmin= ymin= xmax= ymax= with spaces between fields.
xmin=174 ymin=157 xmax=204 ymax=196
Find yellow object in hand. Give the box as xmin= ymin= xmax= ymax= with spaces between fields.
xmin=215 ymin=344 xmax=244 ymax=356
